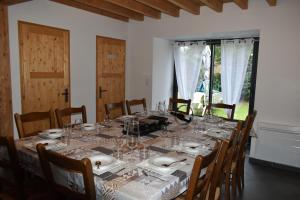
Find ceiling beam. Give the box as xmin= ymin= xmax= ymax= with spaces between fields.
xmin=233 ymin=0 xmax=248 ymax=9
xmin=51 ymin=0 xmax=129 ymax=22
xmin=198 ymin=0 xmax=223 ymax=12
xmin=73 ymin=0 xmax=144 ymax=21
xmin=266 ymin=0 xmax=276 ymax=6
xmin=136 ymin=0 xmax=180 ymax=17
xmin=105 ymin=0 xmax=161 ymax=19
xmin=0 ymin=0 xmax=31 ymax=5
xmin=167 ymin=0 xmax=200 ymax=15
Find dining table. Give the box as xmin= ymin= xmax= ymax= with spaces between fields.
xmin=12 ymin=112 xmax=237 ymax=200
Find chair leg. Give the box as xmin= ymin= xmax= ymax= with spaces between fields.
xmin=241 ymin=160 xmax=245 ymax=189
xmin=225 ymin=172 xmax=231 ymax=200
xmin=231 ymin=171 xmax=237 ymax=200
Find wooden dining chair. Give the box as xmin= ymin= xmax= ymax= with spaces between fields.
xmin=105 ymin=101 xmax=126 ymax=119
xmin=205 ymin=103 xmax=236 ymax=121
xmin=222 ymin=121 xmax=243 ymax=200
xmin=125 ymin=98 xmax=147 ymax=115
xmin=168 ymin=98 xmax=192 ymax=115
xmin=176 ymin=140 xmax=229 ymax=200
xmin=36 ymin=144 xmax=96 ymax=200
xmin=0 ymin=136 xmax=24 ymax=200
xmin=235 ymin=110 xmax=257 ymax=193
xmin=14 ymin=110 xmax=56 ymax=138
xmin=55 ymin=105 xmax=87 ymax=128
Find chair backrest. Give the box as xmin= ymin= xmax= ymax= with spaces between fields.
xmin=206 ymin=140 xmax=230 ymax=200
xmin=36 ymin=144 xmax=96 ymax=200
xmin=0 ymin=136 xmax=23 ymax=198
xmin=185 ymin=140 xmax=229 ymax=200
xmin=105 ymin=101 xmax=126 ymax=119
xmin=168 ymin=98 xmax=191 ymax=115
xmin=224 ymin=121 xmax=243 ymax=174
xmin=14 ymin=110 xmax=55 ymax=138
xmin=55 ymin=105 xmax=87 ymax=128
xmin=185 ymin=143 xmax=219 ymax=200
xmin=235 ymin=111 xmax=256 ymax=162
xmin=205 ymin=103 xmax=236 ymax=120
xmin=125 ymin=98 xmax=147 ymax=115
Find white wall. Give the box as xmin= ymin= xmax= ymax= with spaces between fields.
xmin=127 ymin=0 xmax=300 ymax=165
xmin=152 ymin=38 xmax=174 ymax=110
xmin=8 ymin=0 xmax=128 ymax=137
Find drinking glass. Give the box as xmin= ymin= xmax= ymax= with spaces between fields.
xmin=62 ymin=124 xmax=71 ymax=145
xmin=126 ymin=120 xmax=140 ymax=162
xmin=103 ymin=114 xmax=111 ymax=128
xmin=139 ymin=146 xmax=149 ymax=161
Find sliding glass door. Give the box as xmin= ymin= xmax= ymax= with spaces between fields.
xmin=174 ymin=38 xmax=259 ymax=121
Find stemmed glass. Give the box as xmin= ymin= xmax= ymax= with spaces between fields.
xmin=126 ymin=120 xmax=140 ymax=162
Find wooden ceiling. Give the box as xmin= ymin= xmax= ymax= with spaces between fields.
xmin=1 ymin=0 xmax=277 ymax=22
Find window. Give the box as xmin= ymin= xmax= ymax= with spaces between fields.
xmin=173 ymin=38 xmax=259 ymax=121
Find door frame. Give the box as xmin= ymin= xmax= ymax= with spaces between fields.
xmin=96 ymin=35 xmax=126 ymax=121
xmin=18 ymin=20 xmax=71 ymax=113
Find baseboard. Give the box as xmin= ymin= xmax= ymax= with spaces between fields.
xmin=249 ymin=157 xmax=300 ymax=174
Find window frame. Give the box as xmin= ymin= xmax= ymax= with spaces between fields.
xmin=172 ymin=37 xmax=260 ymax=117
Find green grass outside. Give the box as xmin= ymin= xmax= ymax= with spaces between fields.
xmin=178 ymin=101 xmax=249 ymax=121
xmin=211 ymin=101 xmax=249 ymax=120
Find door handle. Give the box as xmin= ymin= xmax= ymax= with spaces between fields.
xmin=99 ymin=86 xmax=108 ymax=98
xmin=61 ymin=88 xmax=69 ymax=103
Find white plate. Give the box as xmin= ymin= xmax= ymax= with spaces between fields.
xmin=149 ymin=156 xmax=179 ymax=169
xmin=35 ymin=139 xmax=57 ymax=146
xmin=90 ymin=155 xmax=116 ymax=168
xmin=183 ymin=142 xmax=201 ymax=148
xmin=44 ymin=129 xmax=63 ymax=133
xmin=39 ymin=129 xmax=63 ymax=139
xmin=116 ymin=115 xmax=135 ymax=121
xmin=82 ymin=123 xmax=96 ymax=131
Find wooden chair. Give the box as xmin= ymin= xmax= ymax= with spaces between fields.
xmin=0 ymin=136 xmax=24 ymax=200
xmin=36 ymin=144 xmax=96 ymax=200
xmin=14 ymin=110 xmax=55 ymax=138
xmin=55 ymin=105 xmax=87 ymax=128
xmin=125 ymin=98 xmax=147 ymax=115
xmin=168 ymin=98 xmax=191 ymax=115
xmin=205 ymin=103 xmax=236 ymax=121
xmin=235 ymin=110 xmax=257 ymax=193
xmin=105 ymin=101 xmax=126 ymax=119
xmin=222 ymin=121 xmax=243 ymax=200
xmin=177 ymin=140 xmax=229 ymax=200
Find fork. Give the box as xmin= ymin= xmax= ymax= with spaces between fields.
xmin=161 ymin=158 xmax=187 ymax=167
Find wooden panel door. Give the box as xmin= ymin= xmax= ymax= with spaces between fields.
xmin=19 ymin=21 xmax=70 ymax=131
xmin=96 ymin=36 xmax=125 ymax=122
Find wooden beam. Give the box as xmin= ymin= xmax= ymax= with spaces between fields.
xmin=233 ymin=0 xmax=248 ymax=9
xmin=51 ymin=0 xmax=129 ymax=22
xmin=136 ymin=0 xmax=180 ymax=17
xmin=0 ymin=4 xmax=13 ymax=137
xmin=266 ymin=0 xmax=276 ymax=6
xmin=167 ymin=0 xmax=200 ymax=15
xmin=0 ymin=0 xmax=31 ymax=5
xmin=105 ymin=0 xmax=161 ymax=19
xmin=199 ymin=0 xmax=223 ymax=12
xmin=73 ymin=0 xmax=144 ymax=21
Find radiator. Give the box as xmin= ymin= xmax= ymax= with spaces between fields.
xmin=250 ymin=122 xmax=300 ymax=168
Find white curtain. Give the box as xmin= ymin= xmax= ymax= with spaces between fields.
xmin=173 ymin=42 xmax=206 ymax=99
xmin=221 ymin=39 xmax=253 ymax=105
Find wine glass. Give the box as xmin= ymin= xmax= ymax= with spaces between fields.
xmin=126 ymin=120 xmax=140 ymax=162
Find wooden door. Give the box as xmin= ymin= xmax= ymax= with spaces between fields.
xmin=96 ymin=36 xmax=125 ymax=122
xmin=19 ymin=21 xmax=70 ymax=131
